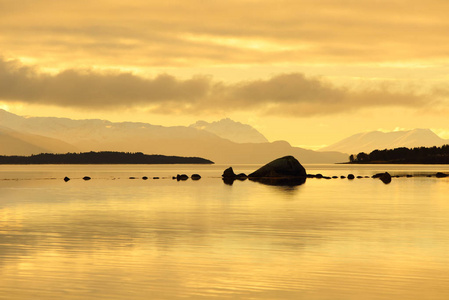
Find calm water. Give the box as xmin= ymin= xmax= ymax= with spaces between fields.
xmin=1 ymin=164 xmax=449 ymax=300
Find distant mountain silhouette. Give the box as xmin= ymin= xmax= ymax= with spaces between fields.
xmin=0 ymin=125 xmax=78 ymax=155
xmin=321 ymin=129 xmax=448 ymax=154
xmin=0 ymin=109 xmax=347 ymax=164
xmin=190 ymin=118 xmax=269 ymax=143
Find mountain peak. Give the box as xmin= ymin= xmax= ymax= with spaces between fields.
xmin=190 ymin=118 xmax=269 ymax=143
xmin=321 ymin=128 xmax=447 ymax=154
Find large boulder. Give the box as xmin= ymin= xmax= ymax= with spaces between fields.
xmin=248 ymin=156 xmax=306 ymax=178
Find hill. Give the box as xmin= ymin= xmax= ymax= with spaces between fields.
xmin=321 ymin=129 xmax=448 ymax=154
xmin=348 ymin=145 xmax=449 ymax=164
xmin=0 ymin=152 xmax=214 ymax=164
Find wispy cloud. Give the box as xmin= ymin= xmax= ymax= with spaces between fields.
xmin=1 ymin=0 xmax=449 ymax=69
xmin=0 ymin=57 xmax=439 ymax=116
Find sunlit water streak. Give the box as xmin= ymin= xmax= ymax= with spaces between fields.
xmin=0 ymin=164 xmax=449 ymax=299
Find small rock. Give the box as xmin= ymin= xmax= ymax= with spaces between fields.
xmin=153 ymin=177 xmax=160 ymax=179
xmin=436 ymin=172 xmax=449 ymax=178
xmin=176 ymin=174 xmax=188 ymax=181
xmin=379 ymin=172 xmax=392 ymax=184
xmin=332 ymin=176 xmax=338 ymax=179
xmin=142 ymin=176 xmax=148 ymax=180
xmin=222 ymin=167 xmax=237 ymax=178
xmin=347 ymin=174 xmax=355 ymax=180
xmin=64 ymin=176 xmax=70 ymax=182
xmin=340 ymin=176 xmax=346 ymax=179
xmin=191 ymin=174 xmax=201 ymax=180
xmin=83 ymin=176 xmax=91 ymax=181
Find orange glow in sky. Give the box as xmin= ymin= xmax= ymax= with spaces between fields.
xmin=1 ymin=0 xmax=449 ymax=148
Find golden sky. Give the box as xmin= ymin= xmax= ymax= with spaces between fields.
xmin=1 ymin=0 xmax=449 ymax=148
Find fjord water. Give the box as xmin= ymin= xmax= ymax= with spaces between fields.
xmin=1 ymin=164 xmax=449 ymax=299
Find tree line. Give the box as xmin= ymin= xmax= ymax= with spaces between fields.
xmin=0 ymin=151 xmax=214 ymax=164
xmin=349 ymin=145 xmax=449 ymax=164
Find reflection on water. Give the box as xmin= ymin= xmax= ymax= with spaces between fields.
xmin=1 ymin=164 xmax=449 ymax=299
xmin=248 ymin=176 xmax=306 ymax=187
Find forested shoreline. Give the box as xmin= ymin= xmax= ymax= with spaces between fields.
xmin=0 ymin=152 xmax=214 ymax=164
xmin=349 ymin=145 xmax=449 ymax=164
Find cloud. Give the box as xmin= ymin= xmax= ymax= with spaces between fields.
xmin=0 ymin=57 xmax=438 ymax=117
xmin=1 ymin=0 xmax=449 ymax=68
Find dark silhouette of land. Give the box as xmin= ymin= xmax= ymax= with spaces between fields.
xmin=348 ymin=145 xmax=449 ymax=164
xmin=0 ymin=151 xmax=214 ymax=164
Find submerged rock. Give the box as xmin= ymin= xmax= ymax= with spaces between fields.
xmin=248 ymin=156 xmax=306 ymax=178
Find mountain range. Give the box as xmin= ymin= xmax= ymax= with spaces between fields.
xmin=3 ymin=109 xmax=446 ymax=163
xmin=321 ymin=128 xmax=449 ymax=154
xmin=0 ymin=109 xmax=346 ymax=164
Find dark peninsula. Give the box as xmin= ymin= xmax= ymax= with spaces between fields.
xmin=0 ymin=151 xmax=214 ymax=164
xmin=348 ymin=145 xmax=449 ymax=164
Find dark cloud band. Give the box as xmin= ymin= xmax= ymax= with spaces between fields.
xmin=0 ymin=57 xmax=433 ymax=116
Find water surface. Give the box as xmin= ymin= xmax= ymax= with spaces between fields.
xmin=1 ymin=164 xmax=449 ymax=299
